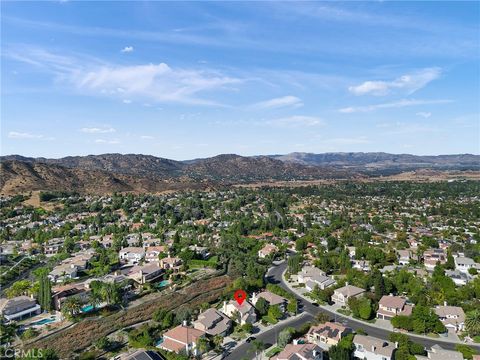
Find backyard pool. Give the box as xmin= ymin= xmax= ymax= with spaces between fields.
xmin=156 ymin=280 xmax=169 ymax=288
xmin=31 ymin=317 xmax=56 ymax=326
xmin=155 ymin=338 xmax=164 ymax=347
xmin=81 ymin=305 xmax=94 ymax=313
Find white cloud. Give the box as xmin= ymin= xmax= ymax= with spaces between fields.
xmin=122 ymin=99 xmax=132 ymax=104
xmin=252 ymin=95 xmax=303 ymax=109
xmin=348 ymin=67 xmax=441 ymax=96
xmin=140 ymin=135 xmax=154 ymax=139
xmin=94 ymin=139 xmax=120 ymax=144
xmin=8 ymin=46 xmax=242 ymax=106
xmin=72 ymin=62 xmax=242 ymax=106
xmin=416 ymin=111 xmax=432 ymax=118
xmin=121 ymin=46 xmax=134 ymax=53
xmin=80 ymin=126 xmax=116 ymax=133
xmin=267 ymin=115 xmax=324 ymax=127
xmin=8 ymin=131 xmax=44 ymax=139
xmin=339 ymin=99 xmax=452 ymax=113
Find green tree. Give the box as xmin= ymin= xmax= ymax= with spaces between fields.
xmin=278 ymin=327 xmax=295 ymax=348
xmin=61 ymin=296 xmax=81 ymax=320
xmin=255 ymin=297 xmax=269 ymax=316
xmin=213 ymin=335 xmax=224 ymax=352
xmin=328 ymin=344 xmax=352 ymax=360
xmin=196 ymin=337 xmax=210 ymax=354
xmin=465 ymin=310 xmax=480 ymax=337
xmin=268 ymin=305 xmax=282 ymax=321
xmin=287 ymin=300 xmax=297 ymax=315
xmin=95 ymin=337 xmax=111 ymax=351
xmin=455 ymin=344 xmax=478 ymax=360
xmin=38 ymin=271 xmax=52 ymax=312
xmin=251 ymin=340 xmax=265 ymax=360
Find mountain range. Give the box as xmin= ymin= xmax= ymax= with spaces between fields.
xmin=1 ymin=152 xmax=478 ymax=194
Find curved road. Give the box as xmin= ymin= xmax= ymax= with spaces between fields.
xmin=225 ymin=260 xmax=480 ymax=360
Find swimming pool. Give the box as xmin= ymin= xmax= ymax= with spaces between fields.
xmin=31 ymin=317 xmax=56 ymax=326
xmin=81 ymin=305 xmax=95 ymax=313
xmin=155 ymin=338 xmax=164 ymax=347
xmin=156 ymin=280 xmax=169 ymax=288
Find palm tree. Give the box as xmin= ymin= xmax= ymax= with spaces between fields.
xmin=102 ymin=283 xmax=120 ymax=306
xmin=213 ymin=335 xmax=224 ymax=352
xmin=61 ymin=297 xmax=81 ymax=320
xmin=196 ymin=337 xmax=210 ymax=355
xmin=251 ymin=340 xmax=264 ymax=360
xmin=89 ymin=291 xmax=102 ymax=310
xmin=465 ymin=310 xmax=480 ymax=337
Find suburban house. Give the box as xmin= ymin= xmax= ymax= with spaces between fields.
xmin=188 ymin=245 xmax=210 ymax=259
xmin=193 ymin=308 xmax=232 ymax=336
xmin=119 ymin=247 xmax=145 ymax=265
xmin=423 ymin=249 xmax=446 ymax=270
xmin=376 ymin=296 xmax=413 ymax=320
xmin=352 ymin=260 xmax=371 ymax=272
xmin=127 ymin=263 xmax=164 ymax=284
xmin=44 ymin=238 xmax=65 ymax=256
xmin=418 ymin=344 xmax=463 ymax=360
xmin=434 ymin=305 xmax=465 ymax=333
xmin=331 ymin=285 xmax=365 ymax=305
xmin=445 ymin=270 xmax=469 ymax=286
xmin=160 ymin=256 xmax=182 ymax=271
xmin=159 ymin=325 xmax=206 ymax=355
xmin=353 ymin=334 xmax=396 ymax=360
xmin=48 ymin=263 xmax=79 ymax=283
xmin=298 ymin=266 xmax=326 ymax=283
xmin=52 ymin=284 xmax=90 ymax=310
xmin=307 ymin=322 xmax=351 ymax=348
xmin=397 ymin=249 xmax=416 ymax=266
xmin=275 ymin=342 xmax=324 ymax=360
xmin=258 ymin=243 xmax=278 ymax=259
xmin=145 ymin=246 xmax=167 ymax=263
xmin=116 ymin=349 xmax=165 ymax=360
xmin=454 ymin=256 xmax=479 ymax=274
xmin=222 ymin=300 xmax=257 ymax=325
xmin=0 ymin=296 xmax=41 ymax=321
xmin=251 ymin=291 xmax=287 ymax=312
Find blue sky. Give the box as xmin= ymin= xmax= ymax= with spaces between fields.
xmin=2 ymin=1 xmax=479 ymax=159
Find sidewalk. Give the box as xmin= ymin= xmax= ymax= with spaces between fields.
xmin=282 ymin=268 xmax=470 ymax=346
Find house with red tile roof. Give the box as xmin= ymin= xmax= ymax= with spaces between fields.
xmin=159 ymin=325 xmax=205 ymax=355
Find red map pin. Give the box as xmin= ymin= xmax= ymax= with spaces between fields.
xmin=234 ymin=289 xmax=247 ymax=306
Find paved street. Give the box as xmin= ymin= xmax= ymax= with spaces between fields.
xmin=225 ymin=259 xmax=480 ymax=360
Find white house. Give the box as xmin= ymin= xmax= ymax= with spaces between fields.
xmin=434 ymin=305 xmax=465 ymax=333
xmin=454 ymin=256 xmax=478 ymax=274
xmin=119 ymin=247 xmax=145 ymax=264
xmin=331 ymin=285 xmax=365 ymax=305
xmin=353 ymin=335 xmax=396 ymax=360
xmin=222 ymin=300 xmax=257 ymax=325
xmin=0 ymin=296 xmax=41 ymax=321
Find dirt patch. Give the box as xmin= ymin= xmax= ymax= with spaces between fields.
xmin=27 ymin=275 xmax=232 ymax=358
xmin=22 ymin=191 xmax=63 ymax=211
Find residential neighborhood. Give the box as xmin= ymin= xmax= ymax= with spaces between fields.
xmin=0 ymin=181 xmax=479 ymax=360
